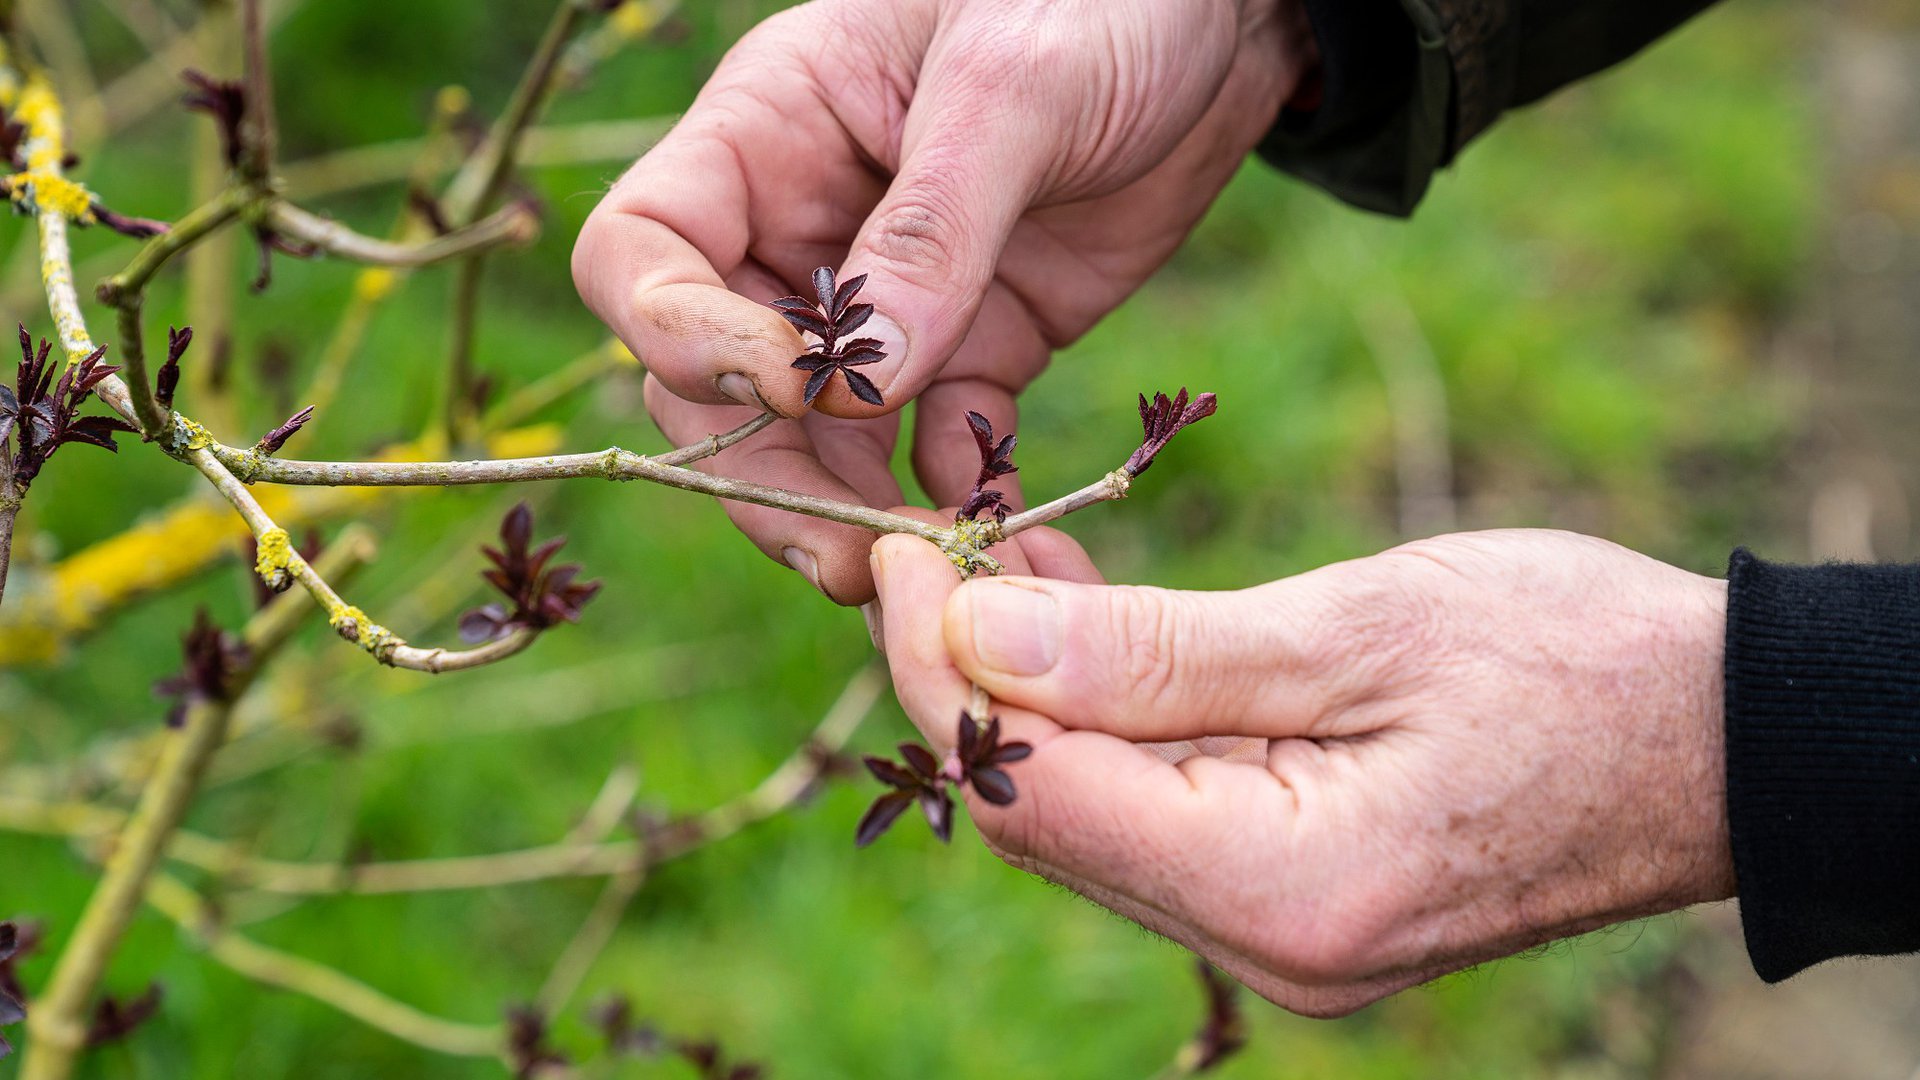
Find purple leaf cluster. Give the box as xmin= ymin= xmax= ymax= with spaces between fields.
xmin=856 ymin=713 xmax=1031 ymax=847
xmin=505 ymin=1006 xmax=568 ymax=1079
xmin=770 ymin=267 xmax=886 ymax=406
xmin=459 ymin=503 xmax=602 ymax=643
xmin=181 ymin=70 xmax=247 ymax=169
xmin=85 ymin=983 xmax=163 ymax=1049
xmin=155 ymin=326 xmax=191 ymax=410
xmin=0 ymin=920 xmax=36 ymax=1061
xmin=1187 ymin=960 xmax=1248 ymax=1072
xmin=153 ymin=608 xmax=251 ymax=728
xmin=592 ymin=995 xmax=761 ymax=1079
xmin=1 ymin=327 xmax=137 ymax=490
xmin=1124 ymin=388 xmax=1218 ymax=478
xmin=957 ymin=410 xmax=1018 ymax=523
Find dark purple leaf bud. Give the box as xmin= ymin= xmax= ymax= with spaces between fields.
xmin=256 ymin=405 xmax=315 ymax=456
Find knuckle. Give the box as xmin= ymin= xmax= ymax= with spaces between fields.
xmin=1109 ymin=588 xmax=1190 ymax=718
xmin=862 ymin=186 xmax=972 ymax=282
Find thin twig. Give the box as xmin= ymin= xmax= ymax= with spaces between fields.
xmin=535 ymin=866 xmax=645 ymax=1014
xmin=481 ymin=337 xmax=631 ymax=432
xmin=440 ymin=0 xmax=590 ymax=225
xmin=279 ymin=117 xmax=676 ymax=201
xmin=238 ymin=0 xmax=274 ymax=182
xmin=997 ymin=469 xmax=1132 ymax=539
xmin=96 ymin=186 xmax=249 ymax=306
xmin=0 ymin=476 xmax=17 ymax=611
xmin=145 ymin=874 xmax=504 ymax=1059
xmin=265 ymin=200 xmax=539 ymax=269
xmin=20 ymin=701 xmax=236 ymax=1080
xmin=444 ymin=255 xmax=485 ymax=446
xmin=15 ymin=513 xmax=351 ymax=1080
xmin=205 ymin=442 xmax=950 ymax=543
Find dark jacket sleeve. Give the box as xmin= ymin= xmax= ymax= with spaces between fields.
xmin=1261 ymin=0 xmax=1721 ymax=215
xmin=1724 ymin=550 xmax=1920 ymax=981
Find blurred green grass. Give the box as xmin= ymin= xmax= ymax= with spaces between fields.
xmin=1 ymin=1 xmax=1815 ymax=1076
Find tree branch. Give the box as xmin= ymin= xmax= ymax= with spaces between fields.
xmin=0 ymin=475 xmax=17 ymax=612
xmin=265 ymin=200 xmax=539 ymax=269
xmin=144 ymin=874 xmax=504 ymax=1059
xmin=15 ymin=516 xmax=363 ymax=1080
xmin=238 ymin=0 xmax=274 ymax=182
xmin=21 ymin=700 xmax=236 ymax=1080
xmin=206 ymin=441 xmax=950 ymax=543
xmin=996 ymin=469 xmax=1133 ymax=540
xmin=439 ymin=0 xmax=590 ymax=226
xmin=279 ymin=117 xmax=675 ymax=201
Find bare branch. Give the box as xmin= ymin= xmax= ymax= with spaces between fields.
xmin=997 ymin=469 xmax=1133 ymax=540
xmin=0 ymin=477 xmax=17 ymax=612
xmin=238 ymin=0 xmax=275 ymax=181
xmin=206 ymin=442 xmax=950 ymax=542
xmin=21 ymin=701 xmax=235 ymax=1080
xmin=265 ymin=200 xmax=539 ymax=269
xmin=144 ymin=874 xmax=504 ymax=1059
xmin=440 ymin=0 xmax=593 ymax=225
xmin=279 ymin=117 xmax=675 ymax=201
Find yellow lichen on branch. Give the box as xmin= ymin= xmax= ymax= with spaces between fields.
xmin=0 ymin=424 xmax=564 ymax=666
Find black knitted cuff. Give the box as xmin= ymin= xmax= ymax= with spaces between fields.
xmin=1725 ymin=548 xmax=1920 ymax=981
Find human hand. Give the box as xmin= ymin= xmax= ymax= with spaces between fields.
xmin=869 ymin=528 xmax=1735 ymax=1016
xmin=573 ymin=0 xmax=1317 ymax=603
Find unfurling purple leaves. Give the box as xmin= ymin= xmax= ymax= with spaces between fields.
xmin=153 ymin=608 xmax=250 ymax=727
xmin=181 ymin=70 xmax=247 ymax=169
xmin=255 ymin=405 xmax=315 ymax=455
xmin=2 ymin=327 xmax=137 ymax=489
xmin=957 ymin=410 xmax=1019 ymax=523
xmin=855 ymin=711 xmax=1030 ymax=847
xmin=459 ymin=502 xmax=601 ymax=643
xmin=1185 ymin=960 xmax=1248 ymax=1072
xmin=505 ymin=1005 xmax=569 ymax=1079
xmin=1124 ymin=388 xmax=1218 ymax=477
xmin=590 ymin=994 xmax=665 ymax=1058
xmin=769 ymin=267 xmax=887 ymax=407
xmin=155 ymin=325 xmax=192 ymax=410
xmin=85 ymin=983 xmax=163 ymax=1048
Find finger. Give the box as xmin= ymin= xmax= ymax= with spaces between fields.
xmin=800 ymin=410 xmax=904 ymax=511
xmin=645 ymin=377 xmax=888 ymax=604
xmin=827 ymin=26 xmax=1061 ymax=417
xmin=1007 ymin=526 xmax=1104 ymax=586
xmin=870 ymin=534 xmax=1212 ymax=906
xmin=940 ymin=575 xmax=1342 ymax=741
xmin=575 ymin=121 xmax=820 ymax=416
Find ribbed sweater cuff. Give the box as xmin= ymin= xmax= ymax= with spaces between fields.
xmin=1724 ymin=548 xmax=1920 ymax=982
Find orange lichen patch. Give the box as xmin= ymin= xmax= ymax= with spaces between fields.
xmin=0 ymin=424 xmax=563 ymax=665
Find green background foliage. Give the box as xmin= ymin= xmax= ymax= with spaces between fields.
xmin=2 ymin=0 xmax=1815 ymax=1075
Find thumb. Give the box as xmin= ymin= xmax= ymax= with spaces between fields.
xmin=823 ymin=43 xmax=1054 ymax=416
xmin=943 ymin=576 xmax=1323 ymax=742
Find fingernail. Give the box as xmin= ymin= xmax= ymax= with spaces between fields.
xmin=965 ymin=581 xmax=1061 ymax=676
xmin=783 ymin=547 xmax=823 ymax=594
xmin=861 ymin=310 xmax=909 ymax=389
xmin=861 ymin=600 xmax=885 ymax=654
xmin=718 ymin=372 xmax=761 ymax=408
